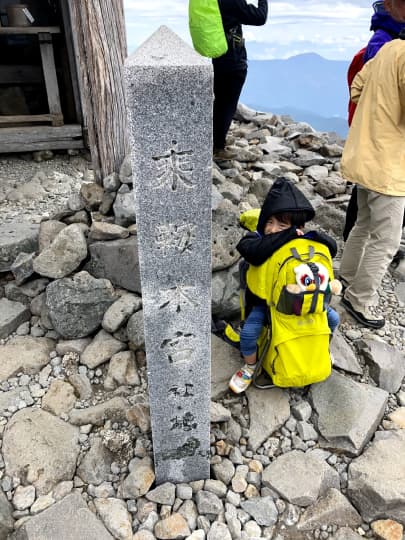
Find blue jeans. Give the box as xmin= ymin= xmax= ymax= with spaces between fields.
xmin=240 ymin=305 xmax=340 ymax=357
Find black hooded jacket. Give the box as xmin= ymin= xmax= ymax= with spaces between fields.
xmin=213 ymin=0 xmax=268 ymax=72
xmin=237 ymin=179 xmax=337 ymax=307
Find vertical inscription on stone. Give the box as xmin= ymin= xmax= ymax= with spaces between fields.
xmin=124 ymin=26 xmax=212 ymax=483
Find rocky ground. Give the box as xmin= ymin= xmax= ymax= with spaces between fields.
xmin=0 ymin=104 xmax=404 ymax=540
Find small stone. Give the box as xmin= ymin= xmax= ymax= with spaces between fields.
xmin=371 ymin=519 xmax=403 ymax=540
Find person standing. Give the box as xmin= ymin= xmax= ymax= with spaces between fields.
xmin=213 ymin=0 xmax=268 ymax=160
xmin=343 ymin=0 xmax=405 ymax=241
xmin=339 ymin=36 xmax=405 ymax=329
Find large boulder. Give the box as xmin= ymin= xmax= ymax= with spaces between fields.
xmin=46 ymin=271 xmax=116 ymax=338
xmin=0 ymin=336 xmax=54 ymax=382
xmin=3 ymin=408 xmax=80 ymax=495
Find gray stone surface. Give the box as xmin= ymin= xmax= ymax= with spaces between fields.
xmin=0 ymin=488 xmax=14 ymax=539
xmin=332 ymin=528 xmax=363 ymax=540
xmin=77 ymin=438 xmax=114 ymax=485
xmin=10 ymin=251 xmax=35 ymax=285
xmin=347 ymin=430 xmax=405 ymax=523
xmin=297 ymin=488 xmax=362 ymax=530
xmin=357 ymin=338 xmax=405 ymax=393
xmin=0 ymin=336 xmax=54 ymax=382
xmin=124 ymin=26 xmax=212 ymax=483
xmin=247 ymin=387 xmax=290 ymax=451
xmin=33 ymin=224 xmax=88 ymax=279
xmin=3 ymin=408 xmax=79 ymax=495
xmin=240 ymin=496 xmax=278 ymax=527
xmin=310 ymin=370 xmax=388 ymax=456
xmin=0 ymin=221 xmax=39 ymax=272
xmin=330 ymin=331 xmax=363 ymax=375
xmin=211 ymin=335 xmax=242 ymax=400
xmin=46 ymin=271 xmax=116 ymax=338
xmin=262 ymin=450 xmax=340 ymax=506
xmin=0 ymin=297 xmax=30 ymax=339
xmin=12 ymin=492 xmax=113 ymax=540
xmin=85 ymin=238 xmax=141 ymax=293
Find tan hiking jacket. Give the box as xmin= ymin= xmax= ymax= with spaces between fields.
xmin=341 ymin=39 xmax=405 ymax=196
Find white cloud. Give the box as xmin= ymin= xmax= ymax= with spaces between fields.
xmin=123 ymin=0 xmax=377 ymax=60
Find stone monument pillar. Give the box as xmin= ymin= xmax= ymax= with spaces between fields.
xmin=124 ymin=26 xmax=212 ymax=483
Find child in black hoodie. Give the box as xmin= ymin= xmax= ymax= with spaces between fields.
xmin=229 ymin=178 xmax=339 ymax=393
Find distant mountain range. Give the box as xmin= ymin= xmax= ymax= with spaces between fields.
xmin=241 ymin=53 xmax=350 ymax=138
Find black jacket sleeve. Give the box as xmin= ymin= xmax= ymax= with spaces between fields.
xmin=233 ymin=0 xmax=268 ymax=26
xmin=237 ymin=228 xmax=300 ymax=266
xmin=304 ymin=231 xmax=338 ymax=258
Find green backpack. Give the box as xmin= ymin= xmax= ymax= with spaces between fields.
xmin=189 ymin=0 xmax=228 ymax=58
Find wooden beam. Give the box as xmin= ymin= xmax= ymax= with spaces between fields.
xmin=0 ymin=115 xmax=54 ymax=124
xmin=68 ymin=0 xmax=128 ymax=183
xmin=0 ymin=124 xmax=84 ymax=153
xmin=0 ymin=26 xmax=61 ymax=34
xmin=38 ymin=32 xmax=64 ymax=127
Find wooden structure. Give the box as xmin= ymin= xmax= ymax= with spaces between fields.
xmin=0 ymin=0 xmax=128 ymax=182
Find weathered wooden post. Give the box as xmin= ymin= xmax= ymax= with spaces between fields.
xmin=124 ymin=26 xmax=213 ymax=483
xmin=68 ymin=0 xmax=128 ymax=182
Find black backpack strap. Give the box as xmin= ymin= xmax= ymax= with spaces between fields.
xmin=308 ymin=262 xmax=320 ymax=313
xmin=291 ymin=246 xmax=314 ymax=262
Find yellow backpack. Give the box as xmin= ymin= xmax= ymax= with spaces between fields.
xmin=247 ymin=238 xmax=333 ymax=387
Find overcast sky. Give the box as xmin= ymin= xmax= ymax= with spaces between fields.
xmin=124 ymin=1 xmax=376 ymax=61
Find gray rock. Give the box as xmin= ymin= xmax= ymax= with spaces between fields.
xmin=0 ymin=298 xmax=30 ymax=339
xmin=211 ymin=335 xmax=242 ymax=400
xmin=80 ymin=182 xmax=104 ymax=210
xmin=212 ymin=458 xmax=235 ymax=486
xmin=348 ymin=430 xmax=405 ymax=523
xmin=69 ymin=397 xmax=129 ymax=426
xmin=212 ymin=205 xmax=241 ymax=271
xmin=93 ymin=498 xmax=133 ymax=540
xmin=120 ymin=457 xmax=155 ymax=499
xmin=41 ymin=380 xmax=76 ymax=416
xmin=80 ymin=329 xmax=126 ymax=369
xmin=5 ymin=278 xmax=49 ymax=306
xmin=0 ymin=222 xmax=39 ymax=272
xmin=210 ymin=401 xmax=231 ymax=423
xmin=195 ymin=491 xmax=223 ymax=515
xmin=330 ymin=331 xmax=363 ymax=375
xmin=33 ymin=224 xmax=88 ymax=279
xmin=0 ymin=336 xmax=54 ymax=382
xmin=102 ymin=293 xmax=142 ymax=333
xmin=37 ymin=220 xmax=66 ymax=251
xmin=292 ymin=149 xmax=326 ymax=168
xmin=357 ymin=338 xmax=405 ymax=393
xmin=10 ymin=251 xmax=35 ymax=285
xmin=240 ymin=496 xmax=278 ymax=526
xmin=310 ymin=370 xmax=388 ymax=456
xmin=3 ymin=408 xmax=79 ymax=495
xmin=77 ymin=438 xmax=114 ymax=485
xmin=103 ymin=172 xmax=121 ymax=192
xmin=297 ymin=488 xmax=362 ymax=530
xmin=119 ymin=156 xmax=132 ymax=184
xmin=89 ymin=222 xmax=129 ymax=242
xmin=12 ymin=492 xmax=113 ymax=539
xmin=0 ymin=488 xmax=14 ymax=539
xmin=332 ymin=528 xmax=363 ymax=540
xmin=247 ymin=386 xmax=290 ymax=451
xmin=104 ymin=350 xmax=140 ymax=390
xmin=207 ymin=522 xmax=232 ymax=540
xmin=126 ymin=310 xmax=145 ymax=349
xmin=85 ymin=238 xmax=141 ymax=293
xmin=212 ymin=263 xmax=240 ymax=319
xmin=262 ymin=450 xmax=340 ymax=506
xmin=145 ymin=482 xmax=176 ymax=505
xmin=46 ymin=271 xmax=116 ymax=339
xmin=0 ymin=386 xmax=29 ymax=415
xmin=112 ymin=189 xmax=136 ymax=226
xmin=291 ymin=400 xmax=312 ymax=421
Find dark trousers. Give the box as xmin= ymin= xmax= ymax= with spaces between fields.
xmin=343 ymin=185 xmax=405 ymax=242
xmin=213 ymin=67 xmax=247 ymax=149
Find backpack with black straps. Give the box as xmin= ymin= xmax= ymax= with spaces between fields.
xmin=215 ymin=209 xmax=339 ymax=388
xmin=188 ymin=0 xmax=228 ymax=58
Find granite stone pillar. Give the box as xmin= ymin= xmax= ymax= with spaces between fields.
xmin=124 ymin=26 xmax=212 ymax=483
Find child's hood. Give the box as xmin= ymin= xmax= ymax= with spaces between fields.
xmin=257 ymin=178 xmax=315 ymax=234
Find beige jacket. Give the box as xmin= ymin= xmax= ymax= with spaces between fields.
xmin=341 ymin=39 xmax=405 ymax=196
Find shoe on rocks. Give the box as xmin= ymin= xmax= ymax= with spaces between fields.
xmin=229 ymin=363 xmax=256 ymax=394
xmin=341 ymin=296 xmax=385 ymax=329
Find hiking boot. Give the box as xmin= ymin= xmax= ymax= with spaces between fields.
xmin=341 ymin=296 xmax=385 ymax=329
xmin=229 ymin=363 xmax=256 ymax=394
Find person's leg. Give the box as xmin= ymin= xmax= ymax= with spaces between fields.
xmin=229 ymin=305 xmax=267 ymax=393
xmin=343 ymin=188 xmax=405 ymax=321
xmin=343 ymin=185 xmax=358 ymax=242
xmin=326 ymin=306 xmax=340 ymax=334
xmin=339 ymin=186 xmax=370 ymax=286
xmin=213 ymin=67 xmax=247 ymax=150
